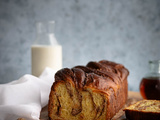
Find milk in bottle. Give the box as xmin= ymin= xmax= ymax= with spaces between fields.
xmin=31 ymin=21 xmax=62 ymax=77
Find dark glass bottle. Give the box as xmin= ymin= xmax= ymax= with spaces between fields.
xmin=140 ymin=60 xmax=160 ymax=100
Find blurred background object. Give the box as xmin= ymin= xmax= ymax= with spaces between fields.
xmin=140 ymin=60 xmax=160 ymax=100
xmin=0 ymin=0 xmax=160 ymax=91
xmin=31 ymin=21 xmax=62 ymax=77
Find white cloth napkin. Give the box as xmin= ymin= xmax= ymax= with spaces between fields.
xmin=0 ymin=67 xmax=57 ymax=120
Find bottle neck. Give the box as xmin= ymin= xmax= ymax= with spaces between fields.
xmin=145 ymin=60 xmax=160 ymax=78
xmin=34 ymin=33 xmax=59 ymax=46
xmin=33 ymin=21 xmax=59 ymax=46
xmin=149 ymin=60 xmax=160 ymax=74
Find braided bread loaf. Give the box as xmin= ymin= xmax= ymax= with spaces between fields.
xmin=48 ymin=60 xmax=129 ymax=120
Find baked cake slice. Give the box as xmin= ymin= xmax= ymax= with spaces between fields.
xmin=124 ymin=100 xmax=160 ymax=120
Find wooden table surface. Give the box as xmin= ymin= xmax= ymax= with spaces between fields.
xmin=40 ymin=91 xmax=143 ymax=120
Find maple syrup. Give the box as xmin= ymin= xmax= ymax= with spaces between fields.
xmin=139 ymin=60 xmax=160 ymax=100
xmin=140 ymin=77 xmax=160 ymax=100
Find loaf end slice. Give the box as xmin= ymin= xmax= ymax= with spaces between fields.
xmin=124 ymin=100 xmax=160 ymax=120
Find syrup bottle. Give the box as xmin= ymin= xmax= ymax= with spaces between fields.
xmin=140 ymin=60 xmax=160 ymax=100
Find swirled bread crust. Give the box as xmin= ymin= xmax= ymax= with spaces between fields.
xmin=48 ymin=60 xmax=129 ymax=120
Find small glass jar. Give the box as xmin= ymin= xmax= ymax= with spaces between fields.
xmin=139 ymin=60 xmax=160 ymax=100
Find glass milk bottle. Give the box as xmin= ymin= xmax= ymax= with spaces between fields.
xmin=139 ymin=60 xmax=160 ymax=100
xmin=31 ymin=21 xmax=62 ymax=77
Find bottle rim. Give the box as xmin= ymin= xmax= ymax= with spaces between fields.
xmin=149 ymin=60 xmax=160 ymax=64
xmin=36 ymin=20 xmax=55 ymax=34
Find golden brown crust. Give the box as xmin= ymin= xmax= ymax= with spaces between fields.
xmin=48 ymin=60 xmax=129 ymax=120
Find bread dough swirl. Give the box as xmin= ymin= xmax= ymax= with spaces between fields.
xmin=48 ymin=60 xmax=129 ymax=120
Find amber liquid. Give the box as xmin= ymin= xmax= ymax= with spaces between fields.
xmin=140 ymin=77 xmax=160 ymax=100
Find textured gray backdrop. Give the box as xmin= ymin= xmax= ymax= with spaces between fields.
xmin=0 ymin=0 xmax=160 ymax=91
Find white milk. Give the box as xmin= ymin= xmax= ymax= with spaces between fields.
xmin=31 ymin=45 xmax=62 ymax=77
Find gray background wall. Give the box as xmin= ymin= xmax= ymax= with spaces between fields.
xmin=0 ymin=0 xmax=160 ymax=91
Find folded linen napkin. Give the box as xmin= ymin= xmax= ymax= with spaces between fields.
xmin=0 ymin=67 xmax=56 ymax=120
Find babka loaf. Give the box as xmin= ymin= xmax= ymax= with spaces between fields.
xmin=124 ymin=100 xmax=160 ymax=120
xmin=48 ymin=60 xmax=129 ymax=120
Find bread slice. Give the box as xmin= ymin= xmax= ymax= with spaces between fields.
xmin=124 ymin=100 xmax=160 ymax=120
xmin=48 ymin=60 xmax=129 ymax=120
